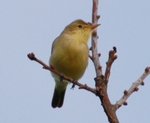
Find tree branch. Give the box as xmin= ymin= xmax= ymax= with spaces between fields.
xmin=27 ymin=53 xmax=96 ymax=94
xmin=91 ymin=1 xmax=119 ymax=123
xmin=94 ymin=48 xmax=119 ymax=123
xmin=91 ymin=0 xmax=102 ymax=76
xmin=104 ymin=47 xmax=117 ymax=83
xmin=115 ymin=67 xmax=150 ymax=109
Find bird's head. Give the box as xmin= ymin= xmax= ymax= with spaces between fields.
xmin=62 ymin=19 xmax=100 ymax=42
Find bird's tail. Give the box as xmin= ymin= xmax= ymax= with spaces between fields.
xmin=51 ymin=87 xmax=66 ymax=108
xmin=51 ymin=80 xmax=68 ymax=108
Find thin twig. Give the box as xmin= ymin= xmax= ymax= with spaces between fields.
xmin=27 ymin=53 xmax=96 ymax=94
xmin=104 ymin=47 xmax=117 ymax=82
xmin=115 ymin=67 xmax=150 ymax=109
xmin=91 ymin=0 xmax=102 ymax=76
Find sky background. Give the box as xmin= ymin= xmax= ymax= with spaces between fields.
xmin=1 ymin=0 xmax=150 ymax=123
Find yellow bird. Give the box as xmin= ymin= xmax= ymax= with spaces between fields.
xmin=49 ymin=19 xmax=99 ymax=108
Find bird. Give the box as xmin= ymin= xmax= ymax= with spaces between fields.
xmin=49 ymin=19 xmax=100 ymax=108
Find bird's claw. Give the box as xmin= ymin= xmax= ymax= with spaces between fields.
xmin=71 ymin=79 xmax=77 ymax=89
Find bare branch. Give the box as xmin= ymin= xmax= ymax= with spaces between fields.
xmin=94 ymin=75 xmax=119 ymax=123
xmin=91 ymin=1 xmax=119 ymax=123
xmin=115 ymin=67 xmax=150 ymax=109
xmin=91 ymin=0 xmax=102 ymax=76
xmin=104 ymin=47 xmax=117 ymax=82
xmin=27 ymin=53 xmax=96 ymax=94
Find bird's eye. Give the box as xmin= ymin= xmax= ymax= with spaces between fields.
xmin=78 ymin=25 xmax=82 ymax=28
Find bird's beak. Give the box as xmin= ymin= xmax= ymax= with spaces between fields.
xmin=91 ymin=24 xmax=100 ymax=29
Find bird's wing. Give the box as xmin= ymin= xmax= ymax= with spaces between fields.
xmin=51 ymin=37 xmax=59 ymax=54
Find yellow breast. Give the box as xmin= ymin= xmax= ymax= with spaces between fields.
xmin=50 ymin=34 xmax=89 ymax=80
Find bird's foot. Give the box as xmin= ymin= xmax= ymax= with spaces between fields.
xmin=71 ymin=79 xmax=77 ymax=89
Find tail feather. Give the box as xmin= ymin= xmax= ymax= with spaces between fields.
xmin=51 ymin=88 xmax=66 ymax=108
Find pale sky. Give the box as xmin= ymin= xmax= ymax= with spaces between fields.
xmin=1 ymin=0 xmax=150 ymax=123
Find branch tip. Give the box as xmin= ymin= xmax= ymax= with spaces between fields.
xmin=134 ymin=87 xmax=139 ymax=92
xmin=145 ymin=67 xmax=150 ymax=73
xmin=97 ymin=15 xmax=100 ymax=19
xmin=123 ymin=102 xmax=128 ymax=106
xmin=98 ymin=53 xmax=101 ymax=57
xmin=27 ymin=53 xmax=36 ymax=60
xmin=113 ymin=46 xmax=117 ymax=53
xmin=141 ymin=81 xmax=145 ymax=86
xmin=124 ymin=90 xmax=128 ymax=95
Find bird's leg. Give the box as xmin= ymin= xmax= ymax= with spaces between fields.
xmin=71 ymin=79 xmax=77 ymax=89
